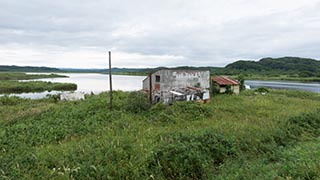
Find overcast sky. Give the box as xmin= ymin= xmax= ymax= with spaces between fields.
xmin=0 ymin=0 xmax=320 ymax=68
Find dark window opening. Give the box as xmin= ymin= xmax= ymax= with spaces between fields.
xmin=156 ymin=75 xmax=160 ymax=82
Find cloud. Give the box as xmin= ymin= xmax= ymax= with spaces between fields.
xmin=0 ymin=0 xmax=319 ymax=68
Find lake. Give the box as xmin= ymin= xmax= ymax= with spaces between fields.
xmin=245 ymin=80 xmax=320 ymax=93
xmin=1 ymin=73 xmax=320 ymax=99
xmin=6 ymin=73 xmax=146 ymax=99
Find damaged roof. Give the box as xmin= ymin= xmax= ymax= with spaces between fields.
xmin=213 ymin=76 xmax=240 ymax=85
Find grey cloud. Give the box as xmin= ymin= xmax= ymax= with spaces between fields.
xmin=0 ymin=0 xmax=320 ymax=68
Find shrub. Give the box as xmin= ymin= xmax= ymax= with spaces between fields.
xmin=225 ymin=85 xmax=233 ymax=94
xmin=255 ymin=87 xmax=270 ymax=93
xmin=0 ymin=95 xmax=27 ymax=106
xmin=148 ymin=101 xmax=212 ymax=123
xmin=286 ymin=110 xmax=320 ymax=138
xmin=211 ymin=81 xmax=220 ymax=95
xmin=125 ymin=91 xmax=151 ymax=113
xmin=299 ymin=71 xmax=315 ymax=77
xmin=148 ymin=131 xmax=237 ymax=179
xmin=237 ymin=75 xmax=246 ymax=91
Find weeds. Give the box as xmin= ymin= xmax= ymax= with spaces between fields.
xmin=0 ymin=90 xmax=320 ymax=179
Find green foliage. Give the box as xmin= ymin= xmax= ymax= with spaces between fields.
xmin=211 ymin=80 xmax=220 ymax=95
xmin=225 ymin=85 xmax=233 ymax=94
xmin=149 ymin=131 xmax=237 ymax=179
xmin=0 ymin=72 xmax=75 ymax=94
xmin=271 ymin=89 xmax=320 ymax=101
xmin=286 ymin=110 xmax=320 ymax=138
xmin=0 ymin=72 xmax=67 ymax=80
xmin=237 ymin=74 xmax=245 ymax=91
xmin=149 ymin=101 xmax=212 ymax=123
xmin=226 ymin=57 xmax=320 ymax=77
xmin=125 ymin=91 xmax=151 ymax=113
xmin=0 ymin=90 xmax=320 ymax=179
xmin=299 ymin=71 xmax=315 ymax=77
xmin=0 ymin=95 xmax=28 ymax=106
xmin=277 ymin=140 xmax=320 ymax=180
xmin=255 ymin=87 xmax=270 ymax=93
xmin=0 ymin=80 xmax=77 ymax=93
xmin=46 ymin=94 xmax=61 ymax=102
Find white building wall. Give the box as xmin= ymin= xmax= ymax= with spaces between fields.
xmin=142 ymin=69 xmax=211 ymax=102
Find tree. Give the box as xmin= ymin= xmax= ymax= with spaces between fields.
xmin=237 ymin=75 xmax=245 ymax=91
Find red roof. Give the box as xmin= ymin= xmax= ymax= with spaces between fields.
xmin=213 ymin=76 xmax=240 ymax=85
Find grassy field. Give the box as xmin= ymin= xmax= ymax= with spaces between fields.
xmin=0 ymin=90 xmax=320 ymax=179
xmin=0 ymin=72 xmax=68 ymax=80
xmin=0 ymin=81 xmax=77 ymax=94
xmin=0 ymin=72 xmax=77 ymax=94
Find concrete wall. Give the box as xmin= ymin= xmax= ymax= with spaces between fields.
xmin=143 ymin=76 xmax=150 ymax=91
xmin=142 ymin=69 xmax=211 ymax=101
xmin=233 ymin=85 xmax=240 ymax=95
xmin=143 ymin=70 xmax=210 ymax=90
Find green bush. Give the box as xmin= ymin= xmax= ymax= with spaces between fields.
xmin=237 ymin=75 xmax=246 ymax=91
xmin=0 ymin=81 xmax=77 ymax=94
xmin=225 ymin=85 xmax=233 ymax=94
xmin=255 ymin=87 xmax=270 ymax=93
xmin=149 ymin=131 xmax=237 ymax=179
xmin=149 ymin=101 xmax=212 ymax=123
xmin=125 ymin=91 xmax=151 ymax=113
xmin=211 ymin=81 xmax=220 ymax=95
xmin=286 ymin=110 xmax=320 ymax=138
xmin=0 ymin=95 xmax=27 ymax=106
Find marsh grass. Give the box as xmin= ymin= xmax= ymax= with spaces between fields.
xmin=0 ymin=81 xmax=77 ymax=94
xmin=0 ymin=72 xmax=67 ymax=80
xmin=0 ymin=72 xmax=76 ymax=94
xmin=0 ymin=90 xmax=320 ymax=179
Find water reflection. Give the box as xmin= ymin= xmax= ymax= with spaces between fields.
xmin=246 ymin=80 xmax=320 ymax=93
xmin=4 ymin=73 xmax=146 ymax=99
xmin=2 ymin=74 xmax=319 ymax=99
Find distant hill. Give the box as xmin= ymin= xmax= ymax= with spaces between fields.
xmin=1 ymin=56 xmax=320 ymax=77
xmin=0 ymin=65 xmax=61 ymax=72
xmin=226 ymin=57 xmax=320 ymax=76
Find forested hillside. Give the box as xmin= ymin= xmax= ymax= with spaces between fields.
xmin=1 ymin=57 xmax=320 ymax=77
xmin=226 ymin=57 xmax=320 ymax=76
xmin=0 ymin=65 xmax=61 ymax=72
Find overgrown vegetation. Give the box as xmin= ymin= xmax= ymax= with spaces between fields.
xmin=125 ymin=91 xmax=151 ymax=113
xmin=0 ymin=80 xmax=77 ymax=93
xmin=0 ymin=72 xmax=67 ymax=80
xmin=0 ymin=72 xmax=76 ymax=94
xmin=0 ymin=90 xmax=320 ymax=179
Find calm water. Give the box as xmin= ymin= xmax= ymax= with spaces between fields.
xmin=1 ymin=74 xmax=320 ymax=99
xmin=245 ymin=80 xmax=320 ymax=93
xmin=5 ymin=73 xmax=146 ymax=99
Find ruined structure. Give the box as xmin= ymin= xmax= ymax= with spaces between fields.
xmin=142 ymin=69 xmax=211 ymax=103
xmin=212 ymin=76 xmax=240 ymax=95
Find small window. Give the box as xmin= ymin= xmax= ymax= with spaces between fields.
xmin=156 ymin=75 xmax=160 ymax=82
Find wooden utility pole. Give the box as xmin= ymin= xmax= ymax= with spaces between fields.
xmin=109 ymin=51 xmax=113 ymax=110
xmin=149 ymin=72 xmax=152 ymax=104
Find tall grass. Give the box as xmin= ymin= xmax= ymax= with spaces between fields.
xmin=0 ymin=90 xmax=320 ymax=179
xmin=0 ymin=72 xmax=67 ymax=80
xmin=0 ymin=81 xmax=77 ymax=93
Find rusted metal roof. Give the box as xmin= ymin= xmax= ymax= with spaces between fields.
xmin=213 ymin=76 xmax=240 ymax=85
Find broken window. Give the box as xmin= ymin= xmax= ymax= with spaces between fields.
xmin=156 ymin=75 xmax=160 ymax=82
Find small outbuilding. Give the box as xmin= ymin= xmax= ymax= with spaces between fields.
xmin=143 ymin=69 xmax=211 ymax=103
xmin=212 ymin=76 xmax=240 ymax=95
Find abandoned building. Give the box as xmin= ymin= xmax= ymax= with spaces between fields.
xmin=142 ymin=69 xmax=211 ymax=103
xmin=212 ymin=76 xmax=240 ymax=94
